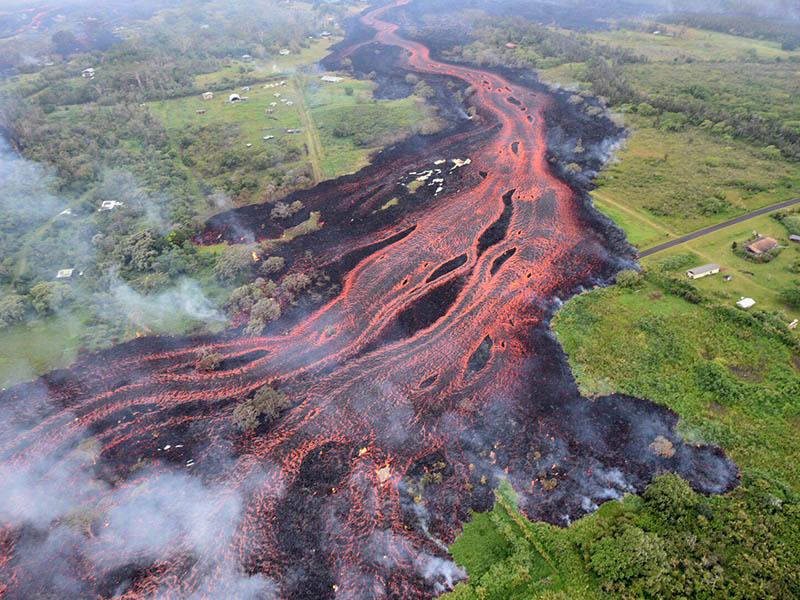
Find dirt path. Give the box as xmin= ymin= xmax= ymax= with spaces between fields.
xmin=291 ymin=78 xmax=325 ymax=183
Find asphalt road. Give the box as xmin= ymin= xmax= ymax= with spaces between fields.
xmin=639 ymin=198 xmax=800 ymax=258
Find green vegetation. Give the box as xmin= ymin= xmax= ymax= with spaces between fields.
xmin=0 ymin=0 xmax=443 ymax=387
xmin=592 ymin=115 xmax=800 ymax=244
xmin=589 ymin=24 xmax=800 ymax=62
xmin=445 ymin=475 xmax=799 ymax=599
xmin=554 ymin=275 xmax=800 ymax=487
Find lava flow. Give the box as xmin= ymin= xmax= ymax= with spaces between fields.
xmin=0 ymin=1 xmax=738 ymax=599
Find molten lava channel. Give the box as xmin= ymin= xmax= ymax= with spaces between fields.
xmin=0 ymin=1 xmax=737 ymax=598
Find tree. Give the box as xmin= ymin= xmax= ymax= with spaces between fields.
xmin=589 ymin=525 xmax=668 ymax=590
xmin=0 ymin=294 xmax=26 ymax=328
xmin=232 ymin=386 xmax=291 ymax=431
xmin=259 ymin=256 xmax=286 ymax=276
xmin=51 ymin=31 xmax=80 ymax=56
xmin=29 ymin=282 xmax=72 ymax=315
xmin=615 ymin=269 xmax=643 ymax=289
xmin=245 ymin=297 xmax=281 ymax=335
xmin=214 ymin=245 xmax=255 ymax=284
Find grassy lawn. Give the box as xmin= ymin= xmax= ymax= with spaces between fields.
xmin=194 ymin=39 xmax=337 ymax=87
xmin=643 ymin=214 xmax=800 ymax=318
xmin=149 ymin=72 xmax=440 ymax=192
xmin=0 ymin=316 xmax=82 ymax=388
xmin=553 ymin=281 xmax=800 ymax=490
xmin=589 ymin=25 xmax=800 ymax=62
xmin=592 ymin=115 xmax=800 ymax=246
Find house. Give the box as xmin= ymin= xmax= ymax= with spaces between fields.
xmin=99 ymin=200 xmax=124 ymax=211
xmin=746 ymin=236 xmax=778 ymax=255
xmin=279 ymin=49 xmax=291 ymax=56
xmin=286 ymin=128 xmax=302 ymax=134
xmin=320 ymin=75 xmax=343 ymax=83
xmin=686 ymin=263 xmax=720 ymax=280
xmin=202 ymin=91 xmax=214 ymax=101
xmin=58 ymin=208 xmax=72 ymax=217
xmin=241 ymin=54 xmax=253 ymax=61
xmin=242 ymin=86 xmax=251 ymax=92
xmin=263 ymin=135 xmax=275 ymax=141
xmin=81 ymin=67 xmax=96 ymax=79
xmin=790 ymin=234 xmax=800 ymax=243
xmin=229 ymin=93 xmax=242 ymax=103
xmin=736 ymin=297 xmax=756 ymax=310
xmin=56 ymin=268 xmax=75 ymax=280
xmin=320 ymin=30 xmax=332 ymax=38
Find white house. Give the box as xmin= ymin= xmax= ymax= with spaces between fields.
xmin=56 ymin=268 xmax=75 ymax=279
xmin=229 ymin=93 xmax=242 ymax=103
xmin=279 ymin=49 xmax=291 ymax=56
xmin=81 ymin=67 xmax=96 ymax=79
xmin=320 ymin=75 xmax=343 ymax=83
xmin=686 ymin=263 xmax=720 ymax=280
xmin=202 ymin=91 xmax=214 ymax=101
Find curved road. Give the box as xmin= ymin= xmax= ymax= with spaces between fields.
xmin=639 ymin=197 xmax=800 ymax=258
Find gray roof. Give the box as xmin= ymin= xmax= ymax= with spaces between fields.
xmin=687 ymin=263 xmax=720 ymax=275
xmin=790 ymin=234 xmax=800 ymax=242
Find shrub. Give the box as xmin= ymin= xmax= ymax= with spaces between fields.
xmin=0 ymin=294 xmax=27 ymax=328
xmin=232 ymin=386 xmax=291 ymax=431
xmin=245 ymin=297 xmax=281 ymax=335
xmin=214 ymin=245 xmax=255 ymax=284
xmin=615 ymin=269 xmax=643 ymax=289
xmin=195 ymin=346 xmax=223 ymax=371
xmin=259 ymin=256 xmax=286 ymax=276
xmin=29 ymin=282 xmax=72 ymax=315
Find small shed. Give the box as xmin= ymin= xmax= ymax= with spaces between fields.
xmin=736 ymin=297 xmax=756 ymax=310
xmin=229 ymin=93 xmax=242 ymax=103
xmin=279 ymin=49 xmax=291 ymax=56
xmin=746 ymin=236 xmax=778 ymax=255
xmin=686 ymin=263 xmax=720 ymax=280
xmin=81 ymin=67 xmax=96 ymax=79
xmin=202 ymin=91 xmax=214 ymax=101
xmin=320 ymin=75 xmax=343 ymax=83
xmin=790 ymin=234 xmax=800 ymax=243
xmin=56 ymin=268 xmax=75 ymax=280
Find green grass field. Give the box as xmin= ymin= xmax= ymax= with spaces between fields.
xmin=592 ymin=115 xmax=800 ymax=246
xmin=589 ymin=25 xmax=800 ymax=62
xmin=0 ymin=316 xmax=82 ymax=388
xmin=194 ymin=39 xmax=337 ymax=87
xmin=642 ymin=215 xmax=800 ymax=317
xmin=553 ymin=281 xmax=800 ymax=490
xmin=149 ymin=72 xmax=439 ymax=194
